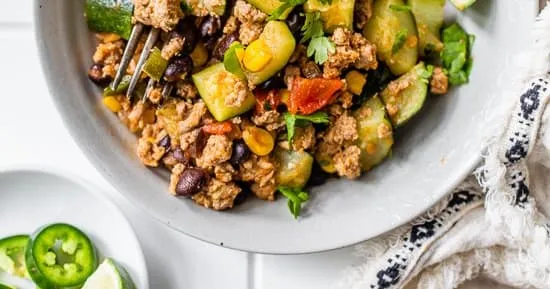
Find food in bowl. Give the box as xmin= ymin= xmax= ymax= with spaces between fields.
xmin=85 ymin=0 xmax=474 ymax=218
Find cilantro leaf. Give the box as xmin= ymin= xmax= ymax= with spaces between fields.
xmin=307 ymin=36 xmax=335 ymax=64
xmin=301 ymin=12 xmax=335 ymax=64
xmin=441 ymin=23 xmax=474 ymax=86
xmin=389 ymin=4 xmax=411 ymax=11
xmin=391 ymin=29 xmax=408 ymax=55
xmin=278 ymin=186 xmax=310 ymax=219
xmin=284 ymin=112 xmax=329 ymax=143
xmin=301 ymin=12 xmax=325 ymax=43
xmin=223 ymin=42 xmax=246 ymax=79
xmin=268 ymin=0 xmax=306 ymax=20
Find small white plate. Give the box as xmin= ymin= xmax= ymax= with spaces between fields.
xmin=0 ymin=168 xmax=148 ymax=289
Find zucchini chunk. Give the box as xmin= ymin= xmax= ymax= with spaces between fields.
xmin=246 ymin=0 xmax=292 ymax=18
xmin=303 ymin=0 xmax=355 ymax=33
xmin=275 ymin=148 xmax=314 ymax=189
xmin=380 ymin=62 xmax=429 ymax=127
xmin=192 ymin=63 xmax=256 ymax=121
xmin=85 ymin=0 xmax=134 ymax=39
xmin=353 ymin=96 xmax=394 ymax=172
xmin=408 ymin=0 xmax=445 ymax=56
xmin=364 ymin=0 xmax=418 ymax=76
xmin=245 ymin=21 xmax=296 ymax=85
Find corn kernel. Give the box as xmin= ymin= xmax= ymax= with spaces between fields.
xmin=235 ymin=47 xmax=245 ymax=62
xmin=190 ymin=42 xmax=208 ymax=68
xmin=242 ymin=126 xmax=274 ymax=156
xmin=103 ymin=96 xmax=121 ymax=113
xmin=243 ymin=39 xmax=272 ymax=72
xmin=345 ymin=70 xmax=367 ymax=95
xmin=366 ymin=143 xmax=377 ymax=155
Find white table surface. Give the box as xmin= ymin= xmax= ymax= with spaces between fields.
xmin=0 ymin=2 xmax=514 ymax=288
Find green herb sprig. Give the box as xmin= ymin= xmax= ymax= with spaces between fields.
xmin=440 ymin=23 xmax=475 ymax=85
xmin=301 ymin=12 xmax=335 ymax=64
xmin=283 ymin=112 xmax=329 ymax=143
xmin=391 ymin=29 xmax=408 ymax=55
xmin=223 ymin=42 xmax=246 ymax=79
xmin=278 ymin=186 xmax=310 ymax=219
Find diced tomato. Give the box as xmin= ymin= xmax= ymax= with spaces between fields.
xmin=288 ymin=77 xmax=344 ymax=115
xmin=202 ymin=121 xmax=233 ymax=134
xmin=254 ymin=89 xmax=281 ymax=114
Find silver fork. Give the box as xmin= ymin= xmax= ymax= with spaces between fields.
xmin=111 ymin=24 xmax=172 ymax=101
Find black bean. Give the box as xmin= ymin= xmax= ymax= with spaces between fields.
xmin=306 ymin=162 xmax=330 ymax=188
xmin=229 ymin=140 xmax=251 ymax=167
xmin=233 ymin=182 xmax=252 ymax=206
xmin=176 ymin=18 xmax=199 ymax=54
xmin=172 ymin=148 xmax=189 ymax=164
xmin=302 ymin=61 xmax=322 ymax=79
xmin=87 ymin=63 xmax=111 ymax=86
xmin=175 ymin=168 xmax=210 ymax=197
xmin=158 ymin=135 xmax=171 ymax=150
xmin=285 ymin=8 xmax=305 ymax=38
xmin=199 ymin=16 xmax=222 ymax=38
xmin=258 ymin=73 xmax=286 ymax=91
xmin=164 ymin=55 xmax=194 ymax=82
xmin=212 ymin=32 xmax=239 ymax=59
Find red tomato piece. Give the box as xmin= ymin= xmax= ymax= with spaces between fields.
xmin=288 ymin=77 xmax=344 ymax=115
xmin=202 ymin=121 xmax=233 ymax=134
xmin=254 ymin=89 xmax=281 ymax=114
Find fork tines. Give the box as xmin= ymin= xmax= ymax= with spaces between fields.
xmin=111 ymin=23 xmax=168 ymax=101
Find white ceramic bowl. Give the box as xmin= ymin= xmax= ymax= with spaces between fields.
xmin=34 ymin=0 xmax=537 ymax=254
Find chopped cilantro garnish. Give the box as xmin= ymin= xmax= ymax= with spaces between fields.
xmin=441 ymin=23 xmax=475 ymax=85
xmin=391 ymin=29 xmax=408 ymax=55
xmin=301 ymin=12 xmax=325 ymax=43
xmin=268 ymin=0 xmax=306 ymax=20
xmin=283 ymin=112 xmax=329 ymax=143
xmin=223 ymin=42 xmax=246 ymax=79
xmin=389 ymin=4 xmax=411 ymax=11
xmin=307 ymin=36 xmax=335 ymax=65
xmin=278 ymin=186 xmax=310 ymax=219
xmin=301 ymin=12 xmax=335 ymax=65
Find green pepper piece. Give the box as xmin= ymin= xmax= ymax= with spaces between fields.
xmin=104 ymin=75 xmax=131 ymax=96
xmin=143 ymin=47 xmax=169 ymax=82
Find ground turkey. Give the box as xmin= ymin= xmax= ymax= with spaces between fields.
xmin=192 ymin=179 xmax=242 ymax=210
xmin=323 ymin=28 xmax=377 ymax=79
xmin=133 ymin=0 xmax=183 ymax=32
xmin=430 ymin=66 xmax=449 ymax=95
xmin=195 ymin=135 xmax=233 ymax=169
xmin=232 ymin=0 xmax=267 ymax=45
xmin=240 ymin=155 xmax=278 ymax=201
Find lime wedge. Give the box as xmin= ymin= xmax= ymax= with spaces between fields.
xmin=81 ymin=259 xmax=135 ymax=289
xmin=0 ymin=282 xmax=16 ymax=289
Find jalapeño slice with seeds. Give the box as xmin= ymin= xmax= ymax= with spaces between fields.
xmin=0 ymin=235 xmax=30 ymax=278
xmin=25 ymin=223 xmax=98 ymax=289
